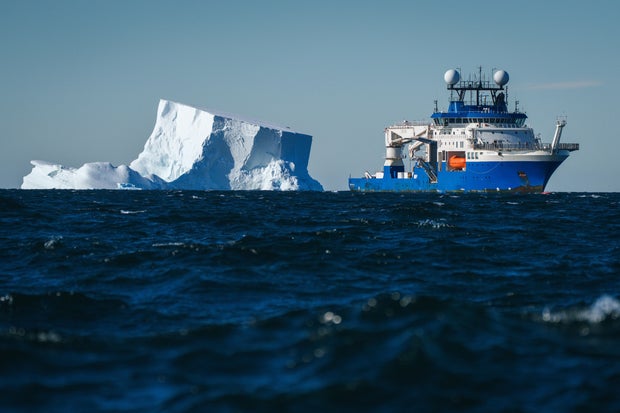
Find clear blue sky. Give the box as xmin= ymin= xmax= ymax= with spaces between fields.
xmin=1 ymin=0 xmax=618 ymax=191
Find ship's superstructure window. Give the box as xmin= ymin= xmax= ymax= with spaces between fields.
xmin=433 ymin=116 xmax=526 ymax=127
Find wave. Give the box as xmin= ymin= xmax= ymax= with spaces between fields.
xmin=541 ymin=295 xmax=620 ymax=324
xmin=2 ymin=191 xmax=620 ymax=411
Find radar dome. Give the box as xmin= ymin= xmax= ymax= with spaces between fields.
xmin=493 ymin=70 xmax=509 ymax=86
xmin=444 ymin=69 xmax=460 ymax=85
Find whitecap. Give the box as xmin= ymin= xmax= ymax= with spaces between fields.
xmin=120 ymin=210 xmax=146 ymax=214
xmin=541 ymin=295 xmax=620 ymax=324
xmin=416 ymin=219 xmax=452 ymax=229
xmin=321 ymin=311 xmax=342 ymax=325
xmin=577 ymin=295 xmax=620 ymax=323
xmin=44 ymin=236 xmax=62 ymax=250
xmin=35 ymin=331 xmax=62 ymax=343
xmin=0 ymin=294 xmax=13 ymax=304
xmin=152 ymin=242 xmax=186 ymax=247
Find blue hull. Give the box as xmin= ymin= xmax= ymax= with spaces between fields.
xmin=349 ymin=160 xmax=564 ymax=192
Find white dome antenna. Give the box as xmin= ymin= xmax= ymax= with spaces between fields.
xmin=444 ymin=69 xmax=460 ymax=85
xmin=493 ymin=70 xmax=509 ymax=86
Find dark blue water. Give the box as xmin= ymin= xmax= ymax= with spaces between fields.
xmin=1 ymin=190 xmax=619 ymax=412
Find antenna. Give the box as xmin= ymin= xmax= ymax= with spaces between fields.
xmin=506 ymin=86 xmax=508 ymax=108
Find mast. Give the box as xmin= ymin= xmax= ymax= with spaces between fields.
xmin=446 ymin=68 xmax=506 ymax=106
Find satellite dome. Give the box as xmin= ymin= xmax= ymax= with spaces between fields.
xmin=493 ymin=70 xmax=509 ymax=86
xmin=444 ymin=69 xmax=460 ymax=85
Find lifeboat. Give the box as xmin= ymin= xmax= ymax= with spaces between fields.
xmin=449 ymin=155 xmax=466 ymax=169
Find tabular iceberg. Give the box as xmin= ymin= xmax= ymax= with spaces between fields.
xmin=22 ymin=99 xmax=323 ymax=191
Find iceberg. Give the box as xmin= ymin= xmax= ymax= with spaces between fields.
xmin=21 ymin=161 xmax=163 ymax=190
xmin=22 ymin=99 xmax=323 ymax=191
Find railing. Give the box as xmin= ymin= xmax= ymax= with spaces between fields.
xmin=472 ymin=142 xmax=579 ymax=152
xmin=556 ymin=143 xmax=580 ymax=151
xmin=389 ymin=120 xmax=430 ymax=128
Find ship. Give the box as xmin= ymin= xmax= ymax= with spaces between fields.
xmin=348 ymin=68 xmax=579 ymax=192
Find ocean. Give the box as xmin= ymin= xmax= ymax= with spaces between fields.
xmin=1 ymin=190 xmax=619 ymax=412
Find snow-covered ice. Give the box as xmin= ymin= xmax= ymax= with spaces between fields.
xmin=22 ymin=161 xmax=164 ymax=190
xmin=22 ymin=99 xmax=323 ymax=191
